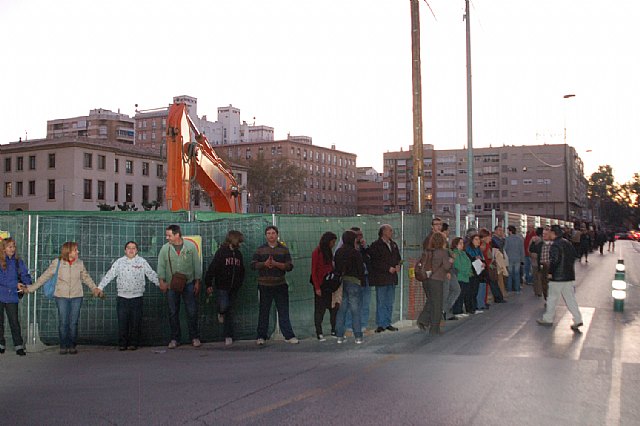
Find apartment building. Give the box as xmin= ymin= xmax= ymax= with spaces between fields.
xmin=47 ymin=108 xmax=135 ymax=144
xmin=383 ymin=143 xmax=588 ymax=221
xmin=0 ymin=138 xmax=165 ymax=211
xmin=356 ymin=167 xmax=384 ymax=215
xmin=222 ymin=137 xmax=358 ymax=216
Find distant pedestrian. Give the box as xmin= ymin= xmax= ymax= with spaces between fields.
xmin=369 ymin=224 xmax=402 ymax=333
xmin=334 ymin=230 xmax=366 ymax=344
xmin=537 ymin=225 xmax=583 ymax=331
xmin=524 ymin=224 xmax=536 ymax=285
xmin=204 ymin=230 xmax=245 ymax=346
xmin=417 ymin=232 xmax=452 ymax=335
xmin=0 ymin=238 xmax=32 ymax=356
xmin=441 ymin=224 xmax=461 ymax=320
xmin=504 ymin=225 xmax=525 ymax=294
xmin=252 ymin=226 xmax=298 ymax=345
xmin=23 ymin=241 xmax=101 ymax=354
xmin=310 ymin=231 xmax=338 ymax=341
xmin=98 ymin=241 xmax=159 ymax=351
xmin=595 ymin=228 xmax=607 ymax=255
xmin=157 ymin=224 xmax=203 ymax=349
xmin=607 ymin=229 xmax=616 ymax=252
xmin=451 ymin=237 xmax=473 ymax=316
xmin=579 ymin=224 xmax=591 ymax=263
xmin=465 ymin=234 xmax=484 ymax=314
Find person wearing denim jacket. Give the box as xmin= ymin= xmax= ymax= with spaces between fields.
xmin=0 ymin=238 xmax=32 ymax=356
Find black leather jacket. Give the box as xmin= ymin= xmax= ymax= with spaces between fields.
xmin=549 ymin=237 xmax=578 ymax=281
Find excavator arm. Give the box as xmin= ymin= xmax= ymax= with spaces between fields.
xmin=165 ymin=103 xmax=241 ymax=213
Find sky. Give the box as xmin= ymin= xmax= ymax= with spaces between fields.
xmin=1 ymin=0 xmax=638 ymax=183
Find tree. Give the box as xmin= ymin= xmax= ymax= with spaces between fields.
xmin=587 ymin=165 xmax=639 ymax=228
xmin=243 ymin=154 xmax=306 ymax=213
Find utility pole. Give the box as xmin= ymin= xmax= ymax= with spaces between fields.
xmin=410 ymin=0 xmax=424 ymax=214
xmin=465 ymin=0 xmax=474 ymax=227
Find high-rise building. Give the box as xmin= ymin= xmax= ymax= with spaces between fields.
xmin=356 ymin=167 xmax=384 ymax=215
xmin=47 ymin=108 xmax=135 ymax=144
xmin=383 ymin=144 xmax=588 ymax=222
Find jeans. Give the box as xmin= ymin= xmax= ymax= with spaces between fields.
xmin=477 ymin=281 xmax=488 ymax=309
xmin=418 ymin=279 xmax=444 ymax=331
xmin=442 ymin=277 xmax=461 ymax=317
xmin=468 ymin=276 xmax=480 ymax=312
xmin=314 ymin=289 xmax=337 ymax=336
xmin=507 ymin=261 xmax=521 ymax=292
xmin=117 ymin=296 xmax=143 ymax=347
xmin=453 ymin=281 xmax=472 ymax=314
xmin=217 ymin=288 xmax=239 ymax=338
xmin=55 ymin=297 xmax=83 ymax=349
xmin=524 ymin=256 xmax=532 ymax=284
xmin=375 ymin=285 xmax=395 ymax=328
xmin=167 ymin=282 xmax=199 ymax=342
xmin=257 ymin=284 xmax=295 ymax=340
xmin=0 ymin=302 xmax=24 ymax=350
xmin=345 ymin=281 xmax=372 ymax=330
xmin=336 ymin=281 xmax=363 ymax=338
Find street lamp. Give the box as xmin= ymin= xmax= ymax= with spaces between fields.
xmin=563 ymin=94 xmax=575 ymax=221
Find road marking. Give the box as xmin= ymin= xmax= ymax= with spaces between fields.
xmin=235 ymin=354 xmax=398 ymax=421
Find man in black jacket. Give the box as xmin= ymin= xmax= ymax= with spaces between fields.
xmin=537 ymin=225 xmax=583 ymax=331
xmin=368 ymin=224 xmax=402 ymax=333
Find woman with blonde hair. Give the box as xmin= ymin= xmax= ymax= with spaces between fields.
xmin=0 ymin=238 xmax=32 ymax=356
xmin=21 ymin=242 xmax=101 ymax=354
xmin=417 ymin=232 xmax=452 ymax=335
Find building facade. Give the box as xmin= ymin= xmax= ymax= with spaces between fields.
xmin=1 ymin=138 xmax=165 ymax=211
xmin=356 ymin=167 xmax=384 ymax=215
xmin=47 ymin=108 xmax=135 ymax=144
xmin=383 ymin=143 xmax=588 ymax=222
xmin=222 ymin=137 xmax=358 ymax=216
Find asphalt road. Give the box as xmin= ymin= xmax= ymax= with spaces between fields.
xmin=2 ymin=241 xmax=639 ymax=426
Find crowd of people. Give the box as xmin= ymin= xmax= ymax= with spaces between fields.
xmin=0 ymin=218 xmax=600 ymax=355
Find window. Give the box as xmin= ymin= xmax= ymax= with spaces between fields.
xmin=114 ymin=183 xmax=119 ymax=202
xmin=83 ymin=179 xmax=92 ymax=199
xmin=29 ymin=155 xmax=36 ymax=170
xmin=48 ymin=153 xmax=56 ymax=169
xmin=4 ymin=182 xmax=12 ymax=197
xmin=511 ymin=179 xmax=518 ymax=186
xmin=48 ymin=180 xmax=55 ymax=200
xmin=83 ymin=153 xmax=93 ymax=168
xmin=15 ymin=181 xmax=23 ymax=196
xmin=28 ymin=181 xmax=35 ymax=196
xmin=142 ymin=185 xmax=149 ymax=203
xmin=16 ymin=156 xmax=23 ymax=171
xmin=4 ymin=157 xmax=11 ymax=172
xmin=142 ymin=162 xmax=149 ymax=176
xmin=125 ymin=184 xmax=133 ymax=202
xmin=97 ymin=155 xmax=106 ymax=170
xmin=125 ymin=160 xmax=133 ymax=175
xmin=114 ymin=158 xmax=119 ymax=173
xmin=157 ymin=186 xmax=163 ymax=204
xmin=99 ymin=125 xmax=107 ymax=135
xmin=156 ymin=164 xmax=163 ymax=177
xmin=97 ymin=180 xmax=105 ymax=200
xmin=523 ymin=179 xmax=533 ymax=185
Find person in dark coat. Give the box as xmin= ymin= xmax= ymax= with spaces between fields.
xmin=205 ymin=230 xmax=245 ymax=346
xmin=368 ymin=224 xmax=402 ymax=333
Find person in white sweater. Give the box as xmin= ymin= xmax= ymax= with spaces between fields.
xmin=99 ymin=241 xmax=159 ymax=350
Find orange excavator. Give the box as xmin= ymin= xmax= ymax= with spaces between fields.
xmin=165 ymin=103 xmax=241 ymax=212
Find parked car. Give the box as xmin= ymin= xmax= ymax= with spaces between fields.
xmin=615 ymin=232 xmax=633 ymax=241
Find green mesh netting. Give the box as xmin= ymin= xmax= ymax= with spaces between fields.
xmin=0 ymin=210 xmax=431 ymax=346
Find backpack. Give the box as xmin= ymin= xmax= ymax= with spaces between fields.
xmin=414 ymin=250 xmax=433 ymax=282
xmin=320 ymin=270 xmax=342 ymax=293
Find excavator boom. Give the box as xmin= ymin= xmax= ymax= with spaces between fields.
xmin=165 ymin=103 xmax=241 ymax=213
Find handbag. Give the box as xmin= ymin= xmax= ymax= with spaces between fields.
xmin=168 ymin=251 xmax=187 ymax=293
xmin=43 ymin=260 xmax=61 ymax=299
xmin=414 ymin=250 xmax=433 ymax=282
xmin=320 ymin=270 xmax=342 ymax=293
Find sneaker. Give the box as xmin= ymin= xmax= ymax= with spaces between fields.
xmin=330 ymin=331 xmax=337 ymax=338
xmin=317 ymin=334 xmax=326 ymax=342
xmin=225 ymin=337 xmax=233 ymax=346
xmin=285 ymin=337 xmax=299 ymax=344
xmin=128 ymin=346 xmax=138 ymax=351
xmin=355 ymin=337 xmax=363 ymax=344
xmin=59 ymin=348 xmax=68 ymax=355
xmin=536 ymin=319 xmax=553 ymax=326
xmin=256 ymin=338 xmax=265 ymax=346
xmin=168 ymin=340 xmax=178 ymax=349
xmin=68 ymin=347 xmax=78 ymax=355
xmin=457 ymin=313 xmax=469 ymax=318
xmin=0 ymin=347 xmax=5 ymax=354
xmin=386 ymin=325 xmax=399 ymax=332
xmin=16 ymin=349 xmax=26 ymax=356
xmin=474 ymin=310 xmax=484 ymax=314
xmin=375 ymin=327 xmax=385 ymax=333
xmin=217 ymin=313 xmax=225 ymax=324
xmin=337 ymin=337 xmax=345 ymax=344
xmin=118 ymin=346 xmax=127 ymax=351
xmin=192 ymin=338 xmax=202 ymax=347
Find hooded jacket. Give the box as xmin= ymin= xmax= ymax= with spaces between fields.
xmin=205 ymin=244 xmax=245 ymax=291
xmin=0 ymin=255 xmax=32 ymax=303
